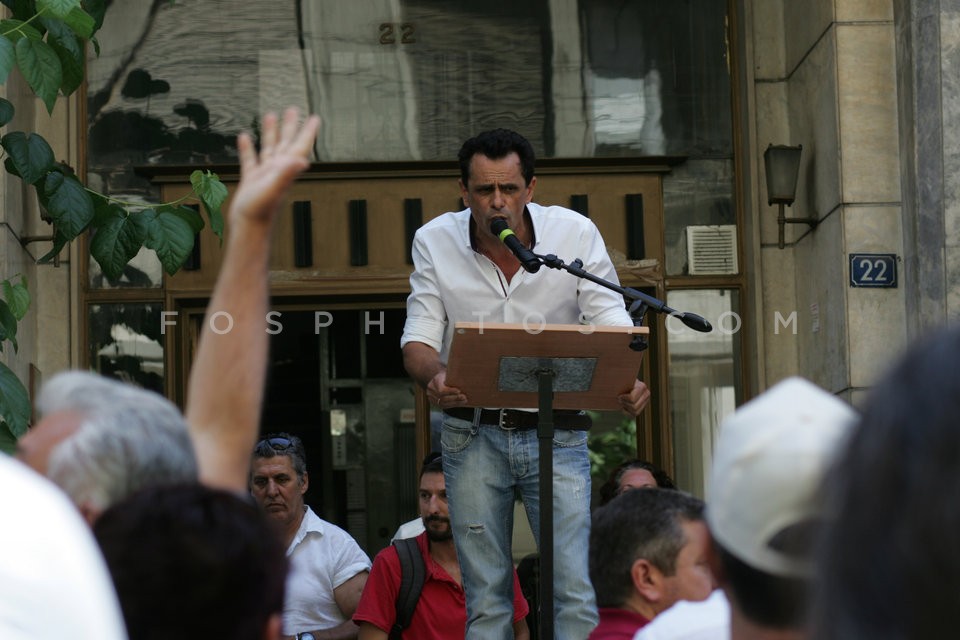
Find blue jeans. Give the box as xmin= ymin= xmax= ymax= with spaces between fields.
xmin=441 ymin=412 xmax=597 ymax=640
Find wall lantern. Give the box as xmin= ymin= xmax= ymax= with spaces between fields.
xmin=764 ymin=143 xmax=817 ymax=249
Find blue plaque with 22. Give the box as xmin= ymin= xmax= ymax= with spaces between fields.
xmin=849 ymin=253 xmax=897 ymax=288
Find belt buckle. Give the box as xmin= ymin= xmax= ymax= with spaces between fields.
xmin=498 ymin=409 xmax=515 ymax=430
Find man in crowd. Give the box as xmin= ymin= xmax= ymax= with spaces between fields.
xmin=251 ymin=432 xmax=371 ymax=640
xmin=588 ymin=488 xmax=713 ymax=639
xmin=401 ymin=127 xmax=650 ymax=639
xmin=0 ymin=453 xmax=128 ymax=640
xmin=94 ymin=484 xmax=288 ymax=640
xmin=598 ymin=458 xmax=676 ymax=506
xmin=354 ymin=452 xmax=530 ymax=639
xmin=634 ymin=376 xmax=857 ymax=640
xmin=810 ymin=327 xmax=960 ymax=638
xmin=16 ymin=370 xmax=197 ymax=523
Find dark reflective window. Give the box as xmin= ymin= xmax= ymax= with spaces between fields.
xmin=87 ymin=0 xmax=730 ymax=163
xmin=88 ymin=303 xmax=165 ymax=393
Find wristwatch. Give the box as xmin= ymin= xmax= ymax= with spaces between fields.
xmin=295 ymin=634 xmax=316 ymax=640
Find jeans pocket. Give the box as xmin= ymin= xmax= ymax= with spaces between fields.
xmin=441 ymin=417 xmax=476 ymax=453
xmin=553 ymin=428 xmax=588 ymax=448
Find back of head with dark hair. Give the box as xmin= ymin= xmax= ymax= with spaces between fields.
xmin=716 ymin=543 xmax=810 ymax=629
xmin=589 ymin=488 xmax=704 ymax=607
xmin=94 ymin=484 xmax=288 ymax=640
xmin=420 ymin=451 xmax=442 ymax=479
xmin=811 ymin=326 xmax=960 ymax=639
xmin=598 ymin=458 xmax=676 ymax=505
xmin=457 ymin=129 xmax=536 ymax=187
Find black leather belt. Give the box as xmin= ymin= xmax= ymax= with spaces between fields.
xmin=443 ymin=408 xmax=592 ymax=431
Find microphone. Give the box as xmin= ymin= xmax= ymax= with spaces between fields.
xmin=676 ymin=312 xmax=713 ymax=333
xmin=490 ymin=218 xmax=541 ymax=273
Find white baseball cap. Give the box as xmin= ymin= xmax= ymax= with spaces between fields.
xmin=706 ymin=377 xmax=858 ymax=578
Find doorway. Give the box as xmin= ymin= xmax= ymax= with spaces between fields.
xmin=184 ymin=303 xmax=416 ymax=556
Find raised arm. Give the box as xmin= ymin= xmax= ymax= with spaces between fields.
xmin=186 ymin=108 xmax=320 ymax=492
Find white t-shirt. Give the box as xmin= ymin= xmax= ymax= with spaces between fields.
xmin=633 ymin=589 xmax=730 ymax=640
xmin=0 ymin=454 xmax=128 ymax=640
xmin=283 ymin=506 xmax=372 ymax=635
xmin=390 ymin=517 xmax=425 ymax=542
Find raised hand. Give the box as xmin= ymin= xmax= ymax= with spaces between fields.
xmin=231 ymin=107 xmax=321 ymax=226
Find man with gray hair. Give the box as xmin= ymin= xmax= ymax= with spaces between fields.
xmin=633 ymin=376 xmax=857 ymax=640
xmin=16 ymin=370 xmax=197 ymax=523
xmin=250 ymin=432 xmax=370 ymax=640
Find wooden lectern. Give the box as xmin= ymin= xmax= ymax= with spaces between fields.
xmin=446 ymin=321 xmax=648 ymax=640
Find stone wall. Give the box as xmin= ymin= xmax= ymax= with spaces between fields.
xmin=749 ymin=0 xmax=907 ymax=404
xmin=0 ymin=75 xmax=78 ymax=420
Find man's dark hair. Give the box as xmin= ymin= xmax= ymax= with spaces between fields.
xmin=252 ymin=431 xmax=307 ymax=479
xmin=457 ymin=129 xmax=536 ymax=187
xmin=589 ymin=488 xmax=704 ymax=607
xmin=716 ymin=543 xmax=809 ymax=628
xmin=420 ymin=451 xmax=442 ymax=479
xmin=94 ymin=484 xmax=287 ymax=640
xmin=811 ymin=326 xmax=960 ymax=639
xmin=598 ymin=458 xmax=676 ymax=505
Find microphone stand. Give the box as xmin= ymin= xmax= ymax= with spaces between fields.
xmin=525 ymin=251 xmax=711 ymax=640
xmin=538 ymin=252 xmax=713 ymax=341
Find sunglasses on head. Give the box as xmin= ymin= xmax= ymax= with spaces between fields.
xmin=258 ymin=436 xmax=295 ymax=451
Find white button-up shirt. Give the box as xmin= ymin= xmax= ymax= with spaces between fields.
xmin=401 ymin=202 xmax=633 ymax=362
xmin=283 ymin=507 xmax=371 ymax=635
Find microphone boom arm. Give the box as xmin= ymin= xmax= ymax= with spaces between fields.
xmin=538 ymin=252 xmax=712 ymax=349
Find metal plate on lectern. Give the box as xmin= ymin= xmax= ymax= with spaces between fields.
xmin=497 ymin=356 xmax=597 ymax=393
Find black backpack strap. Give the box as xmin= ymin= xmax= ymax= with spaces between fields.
xmin=389 ymin=537 xmax=426 ymax=640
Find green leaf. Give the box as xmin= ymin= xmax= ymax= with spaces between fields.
xmin=90 ymin=208 xmax=150 ymax=280
xmin=0 ymin=420 xmax=18 ymax=454
xmin=3 ymin=157 xmax=20 ymax=178
xmin=0 ymin=360 xmax=31 ymax=438
xmin=90 ymin=190 xmax=116 ymax=225
xmin=0 ymin=97 xmax=14 ymax=127
xmin=190 ymin=169 xmax=226 ymax=241
xmin=0 ymin=298 xmax=17 ymax=351
xmin=1 ymin=131 xmax=55 ymax=184
xmin=62 ymin=6 xmax=94 ymax=40
xmin=80 ymin=0 xmax=105 ymax=32
xmin=15 ymin=37 xmax=61 ymax=113
xmin=41 ymin=17 xmax=83 ymax=95
xmin=37 ymin=223 xmax=71 ymax=263
xmin=0 ymin=0 xmax=37 ymax=21
xmin=157 ymin=203 xmax=204 ymax=234
xmin=0 ymin=19 xmax=44 ymax=43
xmin=38 ymin=170 xmax=94 ymax=237
xmin=144 ymin=207 xmax=195 ymax=275
xmin=38 ymin=0 xmax=81 ymax=19
xmin=1 ymin=276 xmax=29 ymax=320
xmin=0 ymin=37 xmax=14 ymax=84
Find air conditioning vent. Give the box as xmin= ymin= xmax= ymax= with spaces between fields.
xmin=686 ymin=225 xmax=738 ymax=275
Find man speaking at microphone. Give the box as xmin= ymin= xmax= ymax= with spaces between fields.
xmin=401 ymin=128 xmax=651 ymax=640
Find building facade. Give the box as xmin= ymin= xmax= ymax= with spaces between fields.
xmin=1 ymin=0 xmax=955 ymax=555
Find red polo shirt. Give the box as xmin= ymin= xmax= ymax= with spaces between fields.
xmin=588 ymin=607 xmax=651 ymax=640
xmin=354 ymin=531 xmax=529 ymax=638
